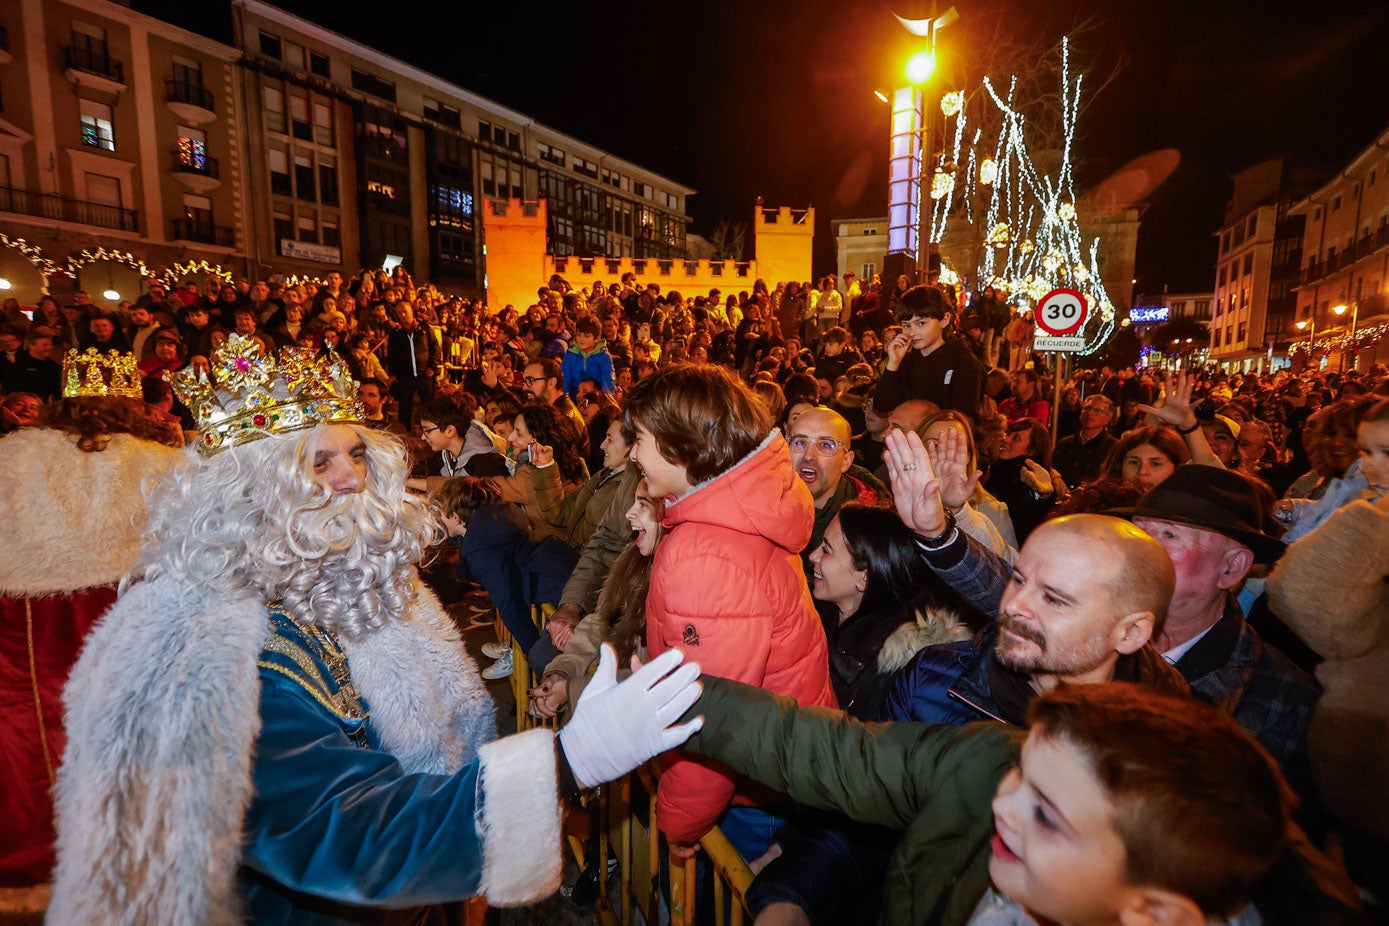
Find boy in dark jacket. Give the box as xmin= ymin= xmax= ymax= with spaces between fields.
xmin=875 ymin=285 xmax=983 ymax=422
xmin=435 ymin=477 xmax=578 ymax=679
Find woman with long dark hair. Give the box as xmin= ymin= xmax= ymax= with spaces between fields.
xmin=809 ymin=503 xmax=969 ymax=717
xmin=747 ymin=504 xmax=968 ymax=926
xmin=527 ymin=478 xmax=665 ymax=717
xmin=482 ymin=402 xmax=589 ymax=541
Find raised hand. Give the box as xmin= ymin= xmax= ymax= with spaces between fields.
xmin=884 ymin=333 xmax=910 ymax=369
xmin=529 ymin=441 xmax=555 ymax=467
xmin=883 ymin=428 xmax=948 ymax=538
xmin=926 ymin=425 xmax=980 ymax=511
xmin=1138 ymin=371 xmax=1198 ymax=430
xmin=558 ymin=646 xmax=703 ymax=789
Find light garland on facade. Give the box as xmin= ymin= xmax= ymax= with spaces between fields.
xmin=1287 ymin=322 xmax=1389 ymax=355
xmin=67 ymin=247 xmax=150 ymax=278
xmin=160 ymin=259 xmax=235 ymax=287
xmin=0 ymin=233 xmax=64 ymax=277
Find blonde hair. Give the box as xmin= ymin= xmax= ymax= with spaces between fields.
xmin=135 ymin=424 xmax=442 ymax=639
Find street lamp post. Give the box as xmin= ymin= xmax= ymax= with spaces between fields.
xmin=896 ymin=7 xmax=957 ymax=279
xmin=1296 ymin=315 xmax=1317 ymax=370
xmin=1332 ymin=302 xmax=1359 ymax=371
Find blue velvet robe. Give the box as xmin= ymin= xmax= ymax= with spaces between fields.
xmin=239 ymin=612 xmax=486 ymax=923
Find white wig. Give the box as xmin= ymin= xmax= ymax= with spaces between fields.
xmin=135 ymin=424 xmax=443 ymax=639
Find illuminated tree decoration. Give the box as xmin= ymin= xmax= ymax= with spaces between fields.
xmin=939 ymin=90 xmax=965 ymax=117
xmin=932 ymin=37 xmax=1118 ymax=355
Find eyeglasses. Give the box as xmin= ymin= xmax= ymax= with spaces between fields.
xmin=419 ymin=425 xmax=441 ymax=436
xmin=788 ymin=436 xmax=847 ymax=455
xmin=522 ymin=376 xmax=547 ymax=386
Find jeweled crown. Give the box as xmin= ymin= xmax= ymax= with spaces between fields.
xmin=171 ymin=334 xmax=362 ymax=455
xmin=62 ymin=347 xmax=143 ymax=399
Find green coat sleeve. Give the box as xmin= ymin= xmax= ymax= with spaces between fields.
xmin=684 ymin=677 xmax=1018 ymax=831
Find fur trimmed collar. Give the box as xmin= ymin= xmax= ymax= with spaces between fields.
xmin=49 ymin=576 xmax=495 ymax=925
xmin=876 ymin=605 xmax=972 ymax=675
xmin=0 ymin=429 xmax=181 ymax=596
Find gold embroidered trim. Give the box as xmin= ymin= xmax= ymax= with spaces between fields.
xmin=262 ymin=632 xmax=335 ymax=705
xmin=260 ymin=608 xmax=370 ymax=744
xmin=25 ymin=599 xmax=55 ymax=783
xmin=257 ymin=660 xmax=367 ymax=722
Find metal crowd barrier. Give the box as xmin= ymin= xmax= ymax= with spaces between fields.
xmin=490 ymin=605 xmax=753 ymax=923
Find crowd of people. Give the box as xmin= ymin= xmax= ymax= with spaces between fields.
xmin=1 ymin=263 xmax=1386 ymax=926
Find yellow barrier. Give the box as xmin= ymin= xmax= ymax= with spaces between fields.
xmin=503 ymin=604 xmax=752 ymax=924
xmin=572 ymin=764 xmax=751 ymax=926
xmin=514 ymin=604 xmax=560 ymax=732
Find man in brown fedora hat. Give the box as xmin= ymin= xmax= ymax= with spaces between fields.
xmin=1114 ymin=464 xmax=1320 ymax=802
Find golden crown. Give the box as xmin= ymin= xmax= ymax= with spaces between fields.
xmin=171 ymin=334 xmax=362 ymax=455
xmin=62 ymin=347 xmax=143 ymax=399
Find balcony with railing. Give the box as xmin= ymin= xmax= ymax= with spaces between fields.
xmin=166 ymin=79 xmax=216 ymax=124
xmin=1299 ymin=224 xmax=1389 ymax=287
xmin=64 ymin=45 xmax=125 ymax=90
xmin=170 ymin=219 xmax=235 ymax=248
xmin=0 ymin=184 xmax=138 ymax=232
xmin=171 ymin=148 xmax=221 ymax=193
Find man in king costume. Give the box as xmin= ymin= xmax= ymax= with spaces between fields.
xmin=48 ymin=335 xmax=703 ymax=924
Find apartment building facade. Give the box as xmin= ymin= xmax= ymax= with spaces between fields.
xmin=0 ymin=0 xmax=693 ymax=307
xmin=230 ymin=0 xmax=693 ymax=293
xmin=1289 ymin=125 xmax=1389 ymax=372
xmin=1208 ymin=159 xmax=1318 ymax=373
xmin=0 ymin=0 xmax=244 ymax=307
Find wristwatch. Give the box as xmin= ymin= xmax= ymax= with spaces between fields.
xmin=915 ymin=509 xmax=958 ymax=550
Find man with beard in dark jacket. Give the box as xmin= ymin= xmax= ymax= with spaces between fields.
xmin=746 ymin=429 xmax=1189 ymax=926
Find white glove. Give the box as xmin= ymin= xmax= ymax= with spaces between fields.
xmin=558 ymin=645 xmax=703 ymax=788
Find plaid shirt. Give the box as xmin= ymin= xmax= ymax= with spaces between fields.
xmin=1175 ymin=601 xmax=1321 ymax=800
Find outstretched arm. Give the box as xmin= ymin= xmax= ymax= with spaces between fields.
xmin=683 ymin=677 xmax=1016 ymax=830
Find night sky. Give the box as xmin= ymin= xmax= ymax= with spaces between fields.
xmin=139 ymin=0 xmax=1389 ymax=295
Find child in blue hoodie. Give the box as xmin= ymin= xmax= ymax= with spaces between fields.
xmin=561 ymin=316 xmax=614 ymax=398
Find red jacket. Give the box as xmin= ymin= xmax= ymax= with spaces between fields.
xmin=646 ymin=433 xmax=836 ymax=843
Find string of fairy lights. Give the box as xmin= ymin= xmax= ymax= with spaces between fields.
xmin=0 ymin=237 xmax=238 ymax=299
xmin=926 ymin=37 xmax=1118 ymax=355
xmin=1287 ymin=323 xmax=1389 ymax=356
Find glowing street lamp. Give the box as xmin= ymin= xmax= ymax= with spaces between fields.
xmin=1332 ymin=302 xmax=1359 ymax=370
xmin=887 ymin=6 xmax=958 ymax=278
xmin=1296 ymin=315 xmax=1317 ymax=368
xmin=905 ymin=51 xmax=936 ymax=85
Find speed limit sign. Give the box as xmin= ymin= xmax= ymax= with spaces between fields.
xmin=1035 ymin=289 xmax=1088 ymax=336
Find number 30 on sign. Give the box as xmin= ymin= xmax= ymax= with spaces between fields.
xmin=1035 ymin=288 xmax=1088 ymax=336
